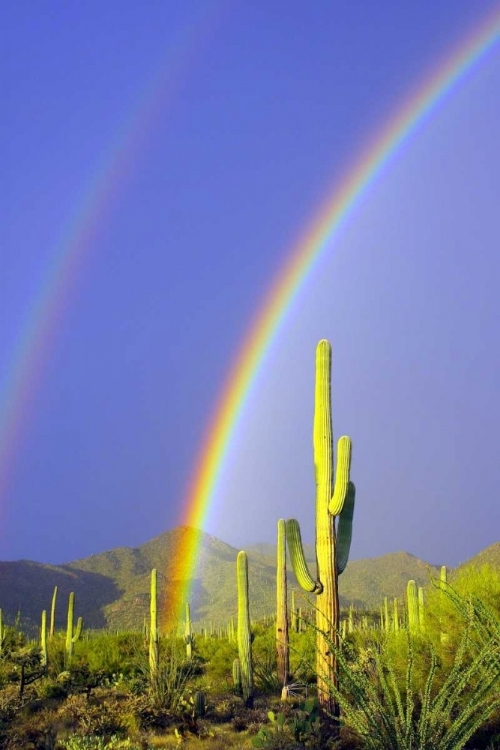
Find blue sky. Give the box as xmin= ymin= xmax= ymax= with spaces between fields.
xmin=2 ymin=1 xmax=500 ymax=566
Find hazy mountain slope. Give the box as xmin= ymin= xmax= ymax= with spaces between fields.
xmin=0 ymin=528 xmax=497 ymax=634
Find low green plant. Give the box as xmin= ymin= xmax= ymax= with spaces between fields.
xmin=252 ymin=698 xmax=320 ymax=749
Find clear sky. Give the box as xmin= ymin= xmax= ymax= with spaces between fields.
xmin=2 ymin=1 xmax=500 ymax=567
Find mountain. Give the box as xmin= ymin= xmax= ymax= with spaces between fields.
xmin=0 ymin=527 xmax=497 ymax=634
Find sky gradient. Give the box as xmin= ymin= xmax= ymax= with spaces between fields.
xmin=2 ymin=1 xmax=500 ymax=567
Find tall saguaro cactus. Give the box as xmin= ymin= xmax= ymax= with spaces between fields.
xmin=276 ymin=519 xmax=289 ymax=686
xmin=286 ymin=340 xmax=355 ymax=716
xmin=236 ymin=551 xmax=253 ymax=707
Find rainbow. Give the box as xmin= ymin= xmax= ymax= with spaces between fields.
xmin=169 ymin=7 xmax=500 ymax=622
xmin=0 ymin=5 xmax=223 ymax=534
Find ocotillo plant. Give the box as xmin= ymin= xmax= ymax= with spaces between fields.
xmin=286 ymin=339 xmax=355 ymax=716
xmin=237 ymin=550 xmax=253 ymax=707
xmin=276 ymin=519 xmax=289 ymax=686
xmin=149 ymin=568 xmax=159 ymax=681
xmin=65 ymin=592 xmax=83 ymax=667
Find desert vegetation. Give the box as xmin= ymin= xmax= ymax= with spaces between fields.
xmin=1 ymin=340 xmax=499 ymax=749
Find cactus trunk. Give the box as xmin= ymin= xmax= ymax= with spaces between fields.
xmin=149 ymin=568 xmax=159 ymax=681
xmin=236 ymin=551 xmax=253 ymax=707
xmin=276 ymin=519 xmax=289 ymax=686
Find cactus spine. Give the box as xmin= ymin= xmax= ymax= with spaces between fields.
xmin=236 ymin=551 xmax=253 ymax=707
xmin=65 ymin=592 xmax=82 ymax=667
xmin=149 ymin=569 xmax=159 ymax=681
xmin=276 ymin=519 xmax=289 ymax=686
xmin=286 ymin=340 xmax=354 ymax=715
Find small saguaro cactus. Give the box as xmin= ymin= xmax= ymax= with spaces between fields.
xmin=286 ymin=340 xmax=355 ymax=716
xmin=276 ymin=519 xmax=289 ymax=687
xmin=149 ymin=569 xmax=159 ymax=681
xmin=407 ymin=580 xmax=419 ymax=633
xmin=49 ymin=586 xmax=57 ymax=639
xmin=232 ymin=657 xmax=242 ymax=695
xmin=193 ymin=690 xmax=206 ymax=718
xmin=185 ymin=603 xmax=193 ymax=660
xmin=393 ymin=597 xmax=400 ymax=632
xmin=237 ymin=551 xmax=253 ymax=707
xmin=40 ymin=610 xmax=47 ymax=667
xmin=418 ymin=586 xmax=425 ymax=631
xmin=65 ymin=592 xmax=83 ymax=667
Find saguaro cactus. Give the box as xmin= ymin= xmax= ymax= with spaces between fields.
xmin=407 ymin=580 xmax=419 ymax=633
xmin=185 ymin=603 xmax=193 ymax=660
xmin=40 ymin=610 xmax=48 ymax=667
xmin=149 ymin=569 xmax=159 ymax=681
xmin=49 ymin=586 xmax=57 ymax=639
xmin=65 ymin=592 xmax=83 ymax=667
xmin=276 ymin=519 xmax=289 ymax=686
xmin=286 ymin=340 xmax=355 ymax=715
xmin=237 ymin=551 xmax=253 ymax=707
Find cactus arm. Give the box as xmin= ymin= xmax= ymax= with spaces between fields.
xmin=72 ymin=616 xmax=83 ymax=643
xmin=285 ymin=519 xmax=323 ymax=594
xmin=336 ymin=481 xmax=355 ymax=574
xmin=329 ymin=436 xmax=352 ymax=515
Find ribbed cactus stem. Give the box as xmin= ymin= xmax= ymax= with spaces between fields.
xmin=49 ymin=586 xmax=57 ymax=639
xmin=149 ymin=568 xmax=159 ymax=680
xmin=276 ymin=519 xmax=289 ymax=686
xmin=40 ymin=610 xmax=47 ymax=666
xmin=407 ymin=580 xmax=419 ymax=633
xmin=236 ymin=551 xmax=253 ymax=707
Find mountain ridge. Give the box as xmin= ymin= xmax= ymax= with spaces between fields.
xmin=0 ymin=526 xmax=497 ymax=634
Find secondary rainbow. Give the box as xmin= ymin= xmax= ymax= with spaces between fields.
xmin=169 ymin=7 xmax=500 ymax=621
xmin=0 ymin=5 xmax=222 ymax=525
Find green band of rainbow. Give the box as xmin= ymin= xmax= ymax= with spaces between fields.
xmin=168 ymin=7 xmax=500 ymax=621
